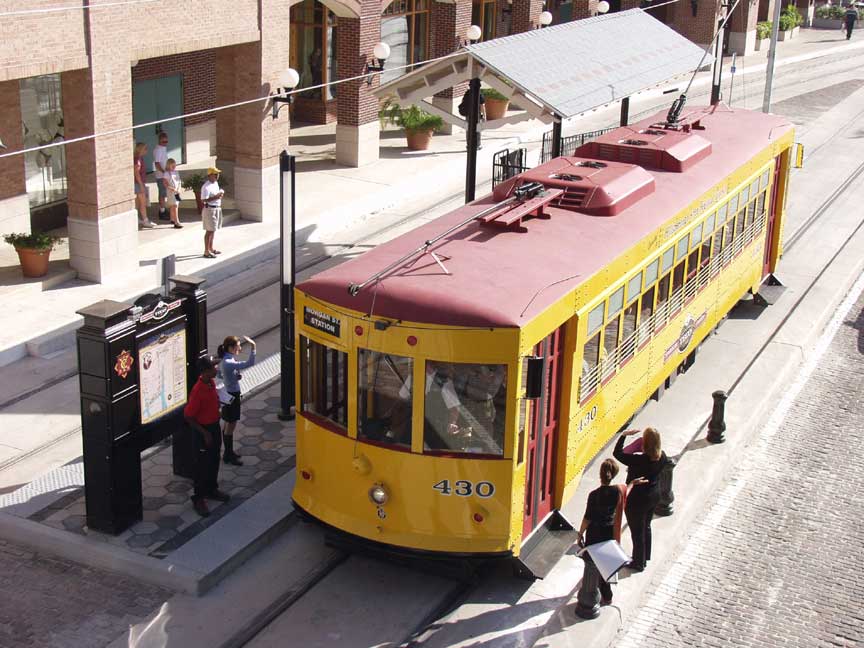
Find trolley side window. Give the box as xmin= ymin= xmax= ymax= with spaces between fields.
xmin=357 ymin=349 xmax=413 ymax=449
xmin=423 ymin=361 xmax=507 ymax=456
xmin=299 ymin=336 xmax=348 ymax=432
xmin=581 ymin=331 xmax=601 ymax=398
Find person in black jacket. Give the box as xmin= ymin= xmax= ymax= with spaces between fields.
xmin=613 ymin=427 xmax=668 ymax=572
xmin=574 ymin=459 xmax=622 ymax=617
xmin=845 ymin=6 xmax=858 ymax=40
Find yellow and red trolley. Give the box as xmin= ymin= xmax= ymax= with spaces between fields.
xmin=291 ymin=105 xmax=795 ymax=569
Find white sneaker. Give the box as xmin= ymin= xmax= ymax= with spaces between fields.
xmin=139 ymin=219 xmax=156 ymax=229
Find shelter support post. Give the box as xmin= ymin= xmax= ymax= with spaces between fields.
xmin=711 ymin=17 xmax=725 ymax=106
xmin=465 ymin=77 xmax=481 ymax=203
xmin=551 ymin=116 xmax=562 ymax=159
xmin=762 ymin=0 xmax=783 ymax=112
xmin=619 ymin=97 xmax=630 ymax=126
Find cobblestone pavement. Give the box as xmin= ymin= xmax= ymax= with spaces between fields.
xmin=612 ymin=290 xmax=864 ymax=648
xmin=0 ymin=538 xmax=169 ymax=648
xmin=29 ymin=382 xmax=295 ymax=557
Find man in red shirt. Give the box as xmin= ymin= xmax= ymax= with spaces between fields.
xmin=184 ymin=356 xmax=231 ymax=517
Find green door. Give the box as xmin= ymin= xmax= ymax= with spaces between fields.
xmin=132 ymin=75 xmax=184 ymax=172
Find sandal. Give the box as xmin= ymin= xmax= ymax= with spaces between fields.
xmin=203 ymin=252 xmax=216 ymax=259
xmin=212 ymin=250 xmax=222 ymax=255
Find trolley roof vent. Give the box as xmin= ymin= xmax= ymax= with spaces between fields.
xmin=577 ymin=126 xmax=711 ymax=172
xmin=505 ymin=156 xmax=655 ymax=217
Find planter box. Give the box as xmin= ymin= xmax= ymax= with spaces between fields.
xmin=755 ymin=37 xmax=771 ymax=50
xmin=778 ymin=28 xmax=794 ymax=40
xmin=812 ymin=17 xmax=844 ymax=28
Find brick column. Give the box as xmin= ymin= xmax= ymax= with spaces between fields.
xmin=571 ymin=0 xmax=600 ymax=19
xmin=336 ymin=1 xmax=382 ymax=167
xmin=63 ymin=56 xmax=139 ymax=282
xmin=728 ymin=0 xmax=758 ymax=55
xmin=430 ymin=0 xmax=472 ymax=135
xmin=511 ymin=0 xmax=543 ymax=33
xmin=221 ymin=1 xmax=292 ymax=223
xmin=669 ymin=0 xmax=719 ymax=48
xmin=0 ymin=80 xmax=30 ymax=249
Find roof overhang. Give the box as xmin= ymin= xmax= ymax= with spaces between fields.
xmin=374 ymin=9 xmax=711 ymax=131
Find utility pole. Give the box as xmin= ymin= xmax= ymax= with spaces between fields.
xmin=278 ymin=151 xmax=296 ymax=421
xmin=762 ymin=0 xmax=783 ymax=112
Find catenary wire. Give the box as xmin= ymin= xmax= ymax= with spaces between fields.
xmin=0 ymin=0 xmax=159 ymax=17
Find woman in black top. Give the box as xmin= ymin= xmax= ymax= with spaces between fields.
xmin=613 ymin=426 xmax=668 ymax=572
xmin=574 ymin=458 xmax=621 ymax=618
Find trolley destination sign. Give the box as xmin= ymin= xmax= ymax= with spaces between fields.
xmin=303 ymin=306 xmax=341 ymax=337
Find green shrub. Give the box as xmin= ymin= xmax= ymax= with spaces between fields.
xmin=481 ymin=88 xmax=509 ymax=102
xmin=379 ymin=100 xmax=444 ymax=134
xmin=815 ymin=4 xmax=846 ymax=19
xmin=782 ymin=3 xmax=804 ymax=26
xmin=757 ymin=21 xmax=773 ymax=39
xmin=3 ymin=231 xmax=59 ymax=250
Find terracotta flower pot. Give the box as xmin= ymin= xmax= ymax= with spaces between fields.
xmin=484 ymin=98 xmax=510 ymax=120
xmin=15 ymin=246 xmax=52 ymax=278
xmin=406 ymin=129 xmax=434 ymax=151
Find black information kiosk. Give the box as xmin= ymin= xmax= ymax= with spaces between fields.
xmin=76 ymin=275 xmax=208 ymax=534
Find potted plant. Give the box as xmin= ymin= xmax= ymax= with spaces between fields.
xmin=379 ymin=100 xmax=444 ymax=151
xmin=181 ymin=173 xmax=229 ymax=214
xmin=4 ymin=231 xmax=60 ymax=278
xmin=755 ymin=21 xmax=772 ymax=50
xmin=481 ymin=88 xmax=511 ymax=120
xmin=778 ymin=4 xmax=802 ymax=40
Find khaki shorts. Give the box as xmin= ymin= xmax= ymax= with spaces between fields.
xmin=202 ymin=207 xmax=222 ymax=232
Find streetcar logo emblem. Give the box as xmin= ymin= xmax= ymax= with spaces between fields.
xmin=114 ymin=349 xmax=134 ymax=379
xmin=663 ymin=310 xmax=707 ymax=362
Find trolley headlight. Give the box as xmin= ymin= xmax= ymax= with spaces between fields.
xmin=369 ymin=484 xmax=389 ymax=505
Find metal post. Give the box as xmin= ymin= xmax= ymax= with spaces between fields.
xmin=655 ymin=457 xmax=676 ymax=516
xmin=465 ymin=77 xmax=481 ymax=203
xmin=710 ymin=17 xmax=725 ymax=105
xmin=574 ymin=556 xmax=602 ymax=619
xmin=619 ymin=97 xmax=630 ymax=126
xmin=161 ymin=254 xmax=176 ymax=297
xmin=551 ymin=116 xmax=562 ymax=159
xmin=762 ymin=0 xmax=783 ymax=112
xmin=728 ymin=53 xmax=738 ymax=106
xmin=707 ymin=389 xmax=728 ymax=443
xmin=279 ymin=151 xmax=297 ymax=421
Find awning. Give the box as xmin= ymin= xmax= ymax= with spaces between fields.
xmin=375 ymin=9 xmax=710 ymax=131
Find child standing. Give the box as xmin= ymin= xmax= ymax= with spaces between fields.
xmin=161 ymin=158 xmax=184 ymax=229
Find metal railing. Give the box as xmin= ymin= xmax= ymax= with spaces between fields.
xmin=539 ymin=127 xmax=616 ymax=164
xmin=492 ymin=148 xmax=529 ymax=187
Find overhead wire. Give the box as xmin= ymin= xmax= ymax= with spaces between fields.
xmin=0 ymin=50 xmax=464 ymax=160
xmin=0 ymin=0 xmax=159 ymax=17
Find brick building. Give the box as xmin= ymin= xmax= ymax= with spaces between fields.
xmin=0 ymin=0 xmax=810 ymax=283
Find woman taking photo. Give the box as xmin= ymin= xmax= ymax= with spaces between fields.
xmin=217 ymin=335 xmax=256 ymax=466
xmin=613 ymin=427 xmax=669 ymax=572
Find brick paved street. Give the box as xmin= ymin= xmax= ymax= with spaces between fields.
xmin=0 ymin=538 xmax=169 ymax=648
xmin=612 ymin=289 xmax=864 ymax=648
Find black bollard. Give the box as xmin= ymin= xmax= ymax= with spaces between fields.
xmin=655 ymin=457 xmax=676 ymax=517
xmin=574 ymin=555 xmax=602 ymax=619
xmin=707 ymin=390 xmax=728 ymax=444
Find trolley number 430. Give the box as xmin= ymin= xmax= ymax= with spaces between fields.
xmin=432 ymin=480 xmax=495 ymax=498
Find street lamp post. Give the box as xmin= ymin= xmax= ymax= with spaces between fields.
xmin=278 ymin=150 xmax=297 ymax=421
xmin=463 ymin=25 xmax=482 ymax=204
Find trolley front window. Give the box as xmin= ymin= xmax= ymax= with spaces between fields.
xmin=423 ymin=361 xmax=507 ymax=456
xmin=299 ymin=336 xmax=348 ymax=431
xmin=357 ymin=349 xmax=413 ymax=449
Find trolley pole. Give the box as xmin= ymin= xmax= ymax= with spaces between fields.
xmin=465 ymin=77 xmax=481 ymax=204
xmin=278 ymin=150 xmax=296 ymax=421
xmin=762 ymin=0 xmax=783 ymax=112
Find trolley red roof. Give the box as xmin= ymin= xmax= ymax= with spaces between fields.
xmin=299 ymin=106 xmax=793 ymax=328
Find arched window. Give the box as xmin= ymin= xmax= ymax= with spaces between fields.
xmin=381 ymin=0 xmax=431 ymax=83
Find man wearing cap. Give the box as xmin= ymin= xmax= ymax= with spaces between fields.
xmin=200 ymin=167 xmax=224 ymax=258
xmin=184 ymin=356 xmax=231 ymax=517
